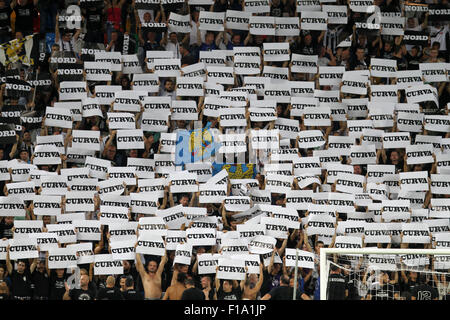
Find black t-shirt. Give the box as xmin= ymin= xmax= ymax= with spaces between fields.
xmin=10 ymin=270 xmax=33 ymax=298
xmin=31 ymin=270 xmax=50 ymax=298
xmin=369 ymin=283 xmax=399 ymax=300
xmin=411 ymin=284 xmax=439 ymax=300
xmin=49 ymin=273 xmax=68 ymax=300
xmin=86 ymin=8 xmax=103 ymax=30
xmin=346 ymin=274 xmax=360 ymax=300
xmin=181 ymin=53 xmax=196 ymax=66
xmin=327 ymin=273 xmax=347 ymax=300
xmin=181 ymin=287 xmax=205 ymax=300
xmin=69 ymin=288 xmax=96 ymax=300
xmin=217 ymin=285 xmax=242 ymax=300
xmin=0 ymin=219 xmax=13 ymax=239
xmin=268 ymin=286 xmax=302 ymax=300
xmin=0 ymin=6 xmax=12 ymax=30
xmin=392 ymin=56 xmax=408 ymax=71
xmin=122 ymin=289 xmax=143 ymax=300
xmin=270 ymin=2 xmax=284 ymax=17
xmin=96 ymin=287 xmax=124 ymax=300
xmin=400 ymin=279 xmax=418 ymax=293
xmin=13 ymin=3 xmax=35 ymax=34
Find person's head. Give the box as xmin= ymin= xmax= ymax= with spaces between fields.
xmin=143 ymin=11 xmax=152 ymax=22
xmin=409 ymin=271 xmax=418 ymax=280
xmin=246 ymin=273 xmax=258 ymax=287
xmin=120 ymin=75 xmax=130 ymax=89
xmin=356 ymin=46 xmax=365 ymax=61
xmin=303 ymin=33 xmax=312 ymax=45
xmin=42 ymin=215 xmax=51 ymax=226
xmin=56 ymin=268 xmax=65 ymax=277
xmin=3 ymin=216 xmax=14 ymax=225
xmin=0 ymin=282 xmax=8 ymax=295
xmin=280 ymin=275 xmax=290 ymax=286
xmin=105 ymin=144 xmax=117 ymax=160
xmin=128 ymin=149 xmax=138 ymax=158
xmin=330 ymin=264 xmax=340 ymax=274
xmin=169 ymin=32 xmax=178 ymax=44
xmin=177 ymin=271 xmax=187 ymax=284
xmin=106 ymin=275 xmax=115 ymax=288
xmin=205 ymin=32 xmax=215 ymax=45
xmin=147 ymin=260 xmax=158 ymax=274
xmin=15 ymin=31 xmax=24 ymax=40
xmin=431 ymin=42 xmax=440 ymax=51
xmin=80 ymin=274 xmax=89 ymax=288
xmin=185 ymin=278 xmax=196 ymax=288
xmin=51 ymin=43 xmax=60 ymax=53
xmin=314 ymin=240 xmax=324 ymax=253
xmin=429 ymin=47 xmax=439 ymax=60
xmin=384 ymin=41 xmax=392 ymax=52
xmin=179 ymin=193 xmax=190 ymax=206
xmin=341 ymin=48 xmax=350 ymax=61
xmin=201 ymin=276 xmax=211 ymax=289
xmin=111 ymin=30 xmax=119 ymax=42
xmin=272 ymin=263 xmax=281 ymax=274
xmin=358 ymin=33 xmax=367 ymax=46
xmin=192 ymin=10 xmax=199 ymax=22
xmin=0 ymin=0 xmax=5 ymax=9
xmin=380 ymin=272 xmax=389 ymax=284
xmin=37 ymin=260 xmax=45 ymax=273
xmin=147 ymin=31 xmax=156 ymax=42
xmin=231 ymin=33 xmax=241 ymax=45
xmin=119 ymin=275 xmax=127 ymax=289
xmin=19 ymin=149 xmax=29 ymax=162
xmin=164 ymin=79 xmax=174 ymax=92
xmin=178 ymin=264 xmax=189 ymax=274
xmin=0 ymin=148 xmax=4 ymax=160
xmin=353 ymin=165 xmax=362 ymax=175
xmin=62 ymin=31 xmax=72 ymax=43
xmin=16 ymin=260 xmax=26 ymax=274
xmin=0 ymin=265 xmax=6 ymax=278
xmin=125 ymin=275 xmax=134 ymax=288
xmin=390 ymin=150 xmax=400 ymax=165
xmin=222 ymin=280 xmax=233 ymax=292
xmin=180 ymin=44 xmax=190 ymax=57
xmin=410 ymin=45 xmax=419 ymax=57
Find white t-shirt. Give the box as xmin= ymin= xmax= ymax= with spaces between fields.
xmin=165 ymin=41 xmax=181 ymax=59
xmin=59 ymin=38 xmax=76 ymax=52
xmin=429 ymin=25 xmax=448 ymax=51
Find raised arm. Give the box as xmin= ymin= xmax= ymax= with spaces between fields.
xmin=156 ymin=251 xmax=168 ymax=278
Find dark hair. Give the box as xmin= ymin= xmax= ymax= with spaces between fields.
xmin=125 ymin=275 xmax=134 ymax=287
xmin=330 ymin=264 xmax=340 ymax=272
xmin=185 ymin=278 xmax=195 ymax=286
xmin=177 ymin=272 xmax=187 ymax=283
xmin=281 ymin=275 xmax=290 ymax=285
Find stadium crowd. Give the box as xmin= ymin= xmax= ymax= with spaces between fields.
xmin=0 ymin=0 xmax=449 ymax=301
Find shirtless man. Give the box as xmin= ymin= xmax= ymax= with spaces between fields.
xmin=241 ymin=263 xmax=264 ymax=300
xmin=135 ymin=250 xmax=167 ymax=300
xmin=162 ymin=269 xmax=186 ymax=300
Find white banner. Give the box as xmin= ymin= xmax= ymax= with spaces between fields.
xmin=94 ymin=254 xmax=123 ymax=275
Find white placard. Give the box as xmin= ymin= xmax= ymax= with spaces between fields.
xmin=9 ymin=238 xmax=39 ymax=260
xmin=199 ymin=11 xmax=225 ymax=31
xmin=136 ymin=234 xmax=165 ymax=256
xmin=249 ymin=16 xmax=275 ymax=35
xmin=48 ymin=247 xmax=78 ymax=269
xmin=285 ymin=248 xmax=315 ymax=269
xmin=301 ymin=11 xmax=328 ymax=30
xmin=174 ymin=243 xmax=192 ymax=265
xmin=94 ymin=254 xmax=123 ymax=275
xmin=45 ymin=107 xmax=72 ymax=129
